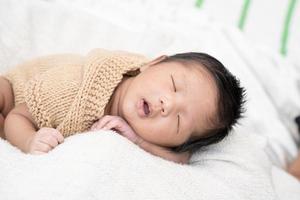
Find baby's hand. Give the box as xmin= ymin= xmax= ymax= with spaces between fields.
xmin=26 ymin=127 xmax=64 ymax=155
xmin=90 ymin=115 xmax=142 ymax=144
xmin=90 ymin=115 xmax=190 ymax=164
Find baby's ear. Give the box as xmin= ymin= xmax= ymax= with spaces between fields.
xmin=140 ymin=55 xmax=168 ymax=72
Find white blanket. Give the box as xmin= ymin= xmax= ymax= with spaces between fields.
xmin=0 ymin=130 xmax=277 ymax=200
xmin=0 ymin=0 xmax=300 ymax=199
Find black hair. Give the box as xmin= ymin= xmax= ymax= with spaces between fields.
xmin=161 ymin=52 xmax=246 ymax=153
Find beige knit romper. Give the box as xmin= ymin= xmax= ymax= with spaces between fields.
xmin=4 ymin=49 xmax=148 ymax=137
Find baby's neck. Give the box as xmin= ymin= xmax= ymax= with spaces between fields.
xmin=104 ymin=76 xmax=133 ymax=117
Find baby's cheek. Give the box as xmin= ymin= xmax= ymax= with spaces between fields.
xmin=148 ymin=130 xmax=184 ymax=146
xmin=131 ymin=118 xmax=180 ymax=145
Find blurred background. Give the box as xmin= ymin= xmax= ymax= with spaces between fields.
xmin=0 ymin=0 xmax=299 ymax=66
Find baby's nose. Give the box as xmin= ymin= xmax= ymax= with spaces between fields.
xmin=159 ymin=96 xmax=174 ymax=117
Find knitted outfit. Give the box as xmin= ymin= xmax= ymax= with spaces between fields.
xmin=4 ymin=49 xmax=149 ymax=137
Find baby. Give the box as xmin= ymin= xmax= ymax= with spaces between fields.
xmin=0 ymin=49 xmax=245 ymax=164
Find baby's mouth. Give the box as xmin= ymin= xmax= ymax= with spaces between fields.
xmin=137 ymin=98 xmax=151 ymax=118
xmin=143 ymin=99 xmax=150 ymax=116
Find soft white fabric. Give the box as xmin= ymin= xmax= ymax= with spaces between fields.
xmin=0 ymin=131 xmax=277 ymax=200
xmin=0 ymin=0 xmax=299 ymax=199
xmin=272 ymin=166 xmax=300 ymax=199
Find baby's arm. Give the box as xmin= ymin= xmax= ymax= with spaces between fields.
xmin=5 ymin=103 xmax=37 ymax=151
xmin=91 ymin=115 xmax=190 ymax=164
xmin=4 ymin=103 xmax=64 ymax=154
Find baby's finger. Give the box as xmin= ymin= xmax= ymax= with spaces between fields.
xmin=35 ymin=141 xmax=53 ymax=152
xmin=90 ymin=121 xmax=103 ymax=131
xmin=90 ymin=123 xmax=97 ymax=131
xmin=45 ymin=135 xmax=59 ymax=148
xmin=50 ymin=130 xmax=64 ymax=144
xmin=102 ymin=119 xmax=121 ymax=131
xmin=94 ymin=115 xmax=114 ymax=130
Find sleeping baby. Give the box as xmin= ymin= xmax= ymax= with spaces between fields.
xmin=0 ymin=49 xmax=245 ymax=164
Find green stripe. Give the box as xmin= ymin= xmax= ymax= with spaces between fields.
xmin=238 ymin=0 xmax=251 ymax=30
xmin=195 ymin=0 xmax=204 ymax=8
xmin=280 ymin=0 xmax=297 ymax=56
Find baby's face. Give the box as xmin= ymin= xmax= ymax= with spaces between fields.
xmin=118 ymin=60 xmax=218 ymax=147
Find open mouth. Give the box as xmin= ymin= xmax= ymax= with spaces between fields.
xmin=143 ymin=99 xmax=150 ymax=116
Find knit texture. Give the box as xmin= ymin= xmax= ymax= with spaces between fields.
xmin=4 ymin=49 xmax=148 ymax=137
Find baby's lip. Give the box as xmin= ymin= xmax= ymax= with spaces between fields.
xmin=137 ymin=98 xmax=151 ymax=118
xmin=143 ymin=99 xmax=151 ymax=116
